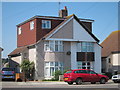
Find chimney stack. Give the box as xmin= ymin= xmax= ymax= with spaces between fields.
xmin=59 ymin=6 xmax=68 ymax=18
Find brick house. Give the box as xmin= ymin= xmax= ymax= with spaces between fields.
xmin=8 ymin=7 xmax=102 ymax=80
xmin=101 ymin=30 xmax=120 ymax=73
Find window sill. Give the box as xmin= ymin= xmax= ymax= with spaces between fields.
xmin=42 ymin=28 xmax=51 ymax=29
xmin=45 ymin=51 xmax=64 ymax=53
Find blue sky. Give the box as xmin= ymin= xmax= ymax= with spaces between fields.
xmin=2 ymin=2 xmax=118 ymax=58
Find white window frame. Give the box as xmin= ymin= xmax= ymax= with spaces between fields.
xmin=44 ymin=41 xmax=63 ymax=52
xmin=81 ymin=42 xmax=94 ymax=52
xmin=30 ymin=21 xmax=34 ymax=30
xmin=18 ymin=27 xmax=22 ymax=35
xmin=77 ymin=61 xmax=94 ymax=70
xmin=42 ymin=20 xmax=51 ymax=29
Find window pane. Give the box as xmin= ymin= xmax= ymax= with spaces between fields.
xmin=59 ymin=62 xmax=63 ymax=66
xmin=59 ymin=45 xmax=63 ymax=51
xmin=30 ymin=21 xmax=34 ymax=30
xmin=81 ymin=42 xmax=94 ymax=52
xmin=50 ymin=41 xmax=54 ymax=51
xmin=55 ymin=62 xmax=58 ymax=66
xmin=55 ymin=67 xmax=58 ymax=71
xmin=42 ymin=20 xmax=51 ymax=29
xmin=81 ymin=46 xmax=87 ymax=52
xmin=18 ymin=27 xmax=22 ymax=35
xmin=50 ymin=67 xmax=54 ymax=76
xmin=44 ymin=41 xmax=49 ymax=51
xmin=55 ymin=41 xmax=58 ymax=45
xmin=55 ymin=45 xmax=58 ymax=51
xmin=45 ymin=62 xmax=49 ymax=66
xmin=77 ymin=62 xmax=82 ymax=65
xmin=50 ymin=62 xmax=54 ymax=66
xmin=45 ymin=67 xmax=49 ymax=77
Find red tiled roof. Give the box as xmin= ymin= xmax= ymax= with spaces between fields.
xmin=8 ymin=46 xmax=27 ymax=56
xmin=101 ymin=30 xmax=120 ymax=57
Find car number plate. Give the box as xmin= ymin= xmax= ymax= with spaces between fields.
xmin=6 ymin=76 xmax=10 ymax=77
xmin=64 ymin=78 xmax=68 ymax=80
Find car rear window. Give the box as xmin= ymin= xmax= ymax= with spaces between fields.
xmin=2 ymin=68 xmax=14 ymax=71
xmin=65 ymin=71 xmax=72 ymax=73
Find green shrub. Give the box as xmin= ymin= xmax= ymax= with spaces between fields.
xmin=54 ymin=70 xmax=62 ymax=81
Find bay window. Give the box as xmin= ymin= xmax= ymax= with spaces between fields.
xmin=44 ymin=62 xmax=63 ymax=77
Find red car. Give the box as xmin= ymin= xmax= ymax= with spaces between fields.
xmin=64 ymin=69 xmax=109 ymax=85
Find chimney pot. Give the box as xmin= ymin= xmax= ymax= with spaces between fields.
xmin=64 ymin=6 xmax=67 ymax=10
xmin=59 ymin=6 xmax=68 ymax=18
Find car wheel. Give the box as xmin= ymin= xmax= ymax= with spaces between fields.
xmin=91 ymin=82 xmax=96 ymax=84
xmin=67 ymin=82 xmax=73 ymax=85
xmin=100 ymin=78 xmax=106 ymax=84
xmin=76 ymin=78 xmax=82 ymax=85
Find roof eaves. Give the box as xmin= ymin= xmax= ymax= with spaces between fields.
xmin=16 ymin=15 xmax=65 ymax=27
xmin=16 ymin=16 xmax=38 ymax=27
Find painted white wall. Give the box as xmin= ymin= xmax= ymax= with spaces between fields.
xmin=11 ymin=56 xmax=22 ymax=65
xmin=112 ymin=53 xmax=120 ymax=66
xmin=73 ymin=19 xmax=96 ymax=42
xmin=29 ymin=48 xmax=36 ymax=68
xmin=76 ymin=42 xmax=81 ymax=52
xmin=94 ymin=43 xmax=101 ymax=73
xmin=71 ymin=42 xmax=77 ymax=69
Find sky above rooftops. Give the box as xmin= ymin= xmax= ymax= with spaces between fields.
xmin=2 ymin=2 xmax=118 ymax=58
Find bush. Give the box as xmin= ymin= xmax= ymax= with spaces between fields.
xmin=54 ymin=70 xmax=62 ymax=81
xmin=20 ymin=59 xmax=34 ymax=80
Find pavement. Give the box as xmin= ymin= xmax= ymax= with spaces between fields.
xmin=1 ymin=79 xmax=120 ymax=88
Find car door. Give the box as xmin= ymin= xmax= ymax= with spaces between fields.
xmin=79 ymin=70 xmax=90 ymax=82
xmin=88 ymin=70 xmax=99 ymax=82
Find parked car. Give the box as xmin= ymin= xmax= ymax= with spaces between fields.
xmin=112 ymin=74 xmax=120 ymax=83
xmin=1 ymin=67 xmax=15 ymax=81
xmin=64 ymin=69 xmax=109 ymax=85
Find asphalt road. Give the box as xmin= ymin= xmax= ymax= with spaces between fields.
xmin=1 ymin=80 xmax=120 ymax=89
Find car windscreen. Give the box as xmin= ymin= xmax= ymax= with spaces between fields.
xmin=2 ymin=68 xmax=14 ymax=71
xmin=65 ymin=71 xmax=72 ymax=73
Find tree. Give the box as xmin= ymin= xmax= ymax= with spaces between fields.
xmin=20 ymin=59 xmax=34 ymax=80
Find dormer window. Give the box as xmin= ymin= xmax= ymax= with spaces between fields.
xmin=18 ymin=27 xmax=22 ymax=35
xmin=42 ymin=20 xmax=51 ymax=29
xmin=30 ymin=21 xmax=34 ymax=30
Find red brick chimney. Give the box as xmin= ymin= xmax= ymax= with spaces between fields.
xmin=59 ymin=6 xmax=68 ymax=18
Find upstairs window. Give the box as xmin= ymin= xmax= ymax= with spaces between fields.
xmin=30 ymin=21 xmax=34 ymax=30
xmin=18 ymin=27 xmax=22 ymax=35
xmin=44 ymin=41 xmax=63 ymax=52
xmin=42 ymin=20 xmax=51 ymax=29
xmin=81 ymin=42 xmax=94 ymax=52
